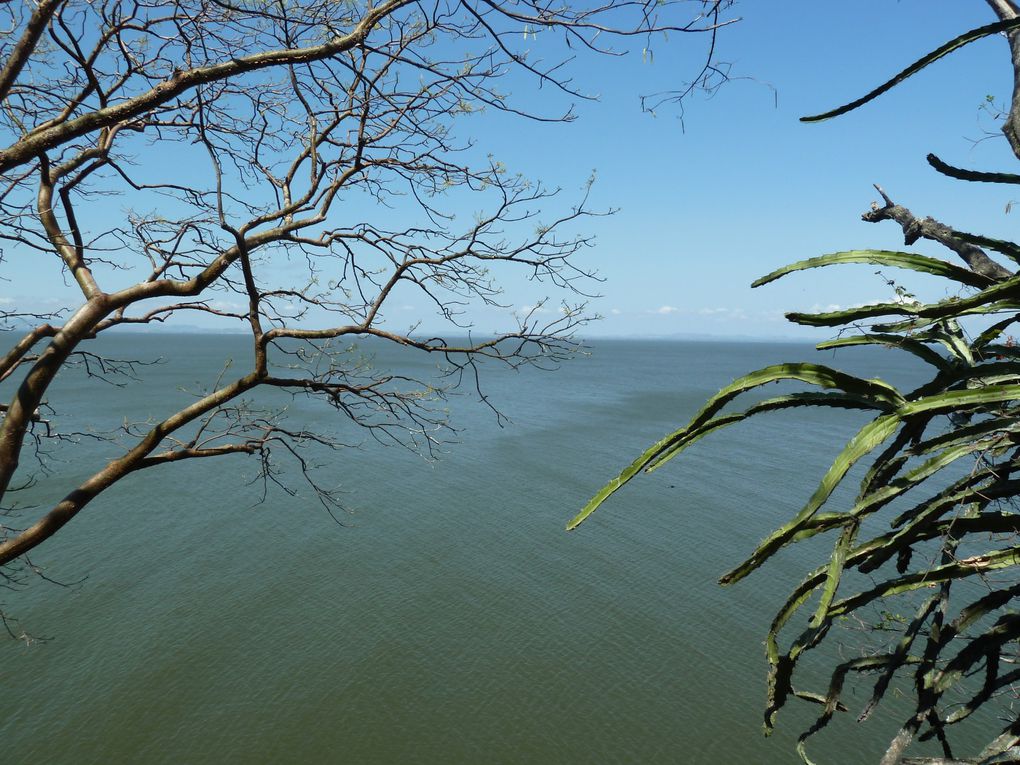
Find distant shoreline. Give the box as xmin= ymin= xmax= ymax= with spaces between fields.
xmin=0 ymin=325 xmax=821 ymax=344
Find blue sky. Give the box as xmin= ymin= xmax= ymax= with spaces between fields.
xmin=6 ymin=1 xmax=1019 ymax=340
xmin=485 ymin=0 xmax=1020 ymax=339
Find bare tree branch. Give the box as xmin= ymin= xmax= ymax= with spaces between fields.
xmin=863 ymin=184 xmax=1014 ymax=281
xmin=0 ymin=0 xmax=738 ymax=590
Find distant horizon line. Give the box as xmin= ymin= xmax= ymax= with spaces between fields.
xmin=0 ymin=324 xmax=819 ymax=344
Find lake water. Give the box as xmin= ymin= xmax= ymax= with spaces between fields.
xmin=0 ymin=335 xmax=993 ymax=763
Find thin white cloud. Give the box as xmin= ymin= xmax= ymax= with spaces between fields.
xmin=517 ymin=304 xmax=550 ymax=315
xmin=209 ymin=300 xmax=246 ymax=312
xmin=655 ymin=305 xmax=679 ymax=315
xmin=693 ymin=307 xmax=748 ymax=320
xmin=809 ymin=298 xmax=891 ymax=313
